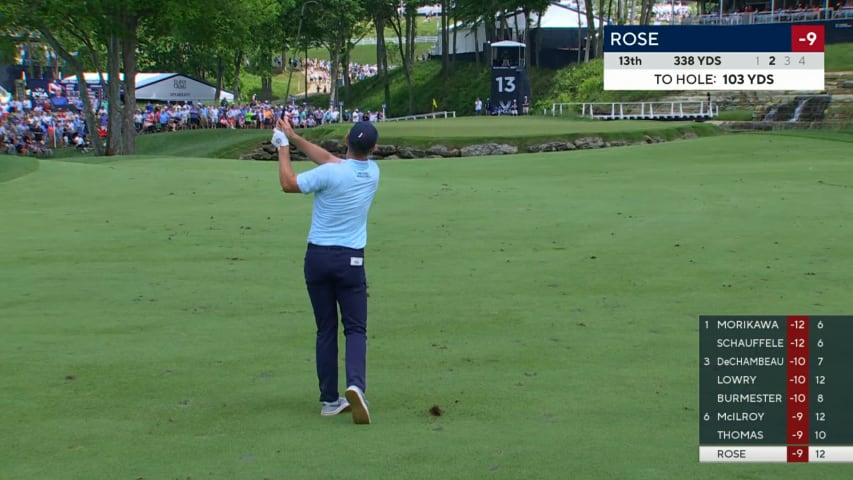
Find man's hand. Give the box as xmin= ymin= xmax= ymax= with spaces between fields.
xmin=277 ymin=116 xmax=296 ymax=141
xmin=271 ymin=128 xmax=289 ymax=149
xmin=277 ymin=115 xmax=340 ymax=165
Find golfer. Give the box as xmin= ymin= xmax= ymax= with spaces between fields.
xmin=272 ymin=116 xmax=380 ymax=425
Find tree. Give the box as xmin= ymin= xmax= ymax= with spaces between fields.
xmin=365 ymin=0 xmax=397 ymax=112
xmin=3 ymin=1 xmax=105 ymax=154
xmin=387 ymin=1 xmax=419 ymax=114
xmin=440 ymin=0 xmax=449 ymax=74
xmin=583 ymin=0 xmax=596 ymax=60
xmin=3 ymin=0 xmax=166 ymax=156
xmin=245 ymin=0 xmax=292 ymax=101
xmin=301 ymin=0 xmax=370 ymax=109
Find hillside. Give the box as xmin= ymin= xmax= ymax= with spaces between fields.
xmin=311 ymin=42 xmax=852 ymax=120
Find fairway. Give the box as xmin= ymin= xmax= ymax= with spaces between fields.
xmin=2 ymin=132 xmax=853 ymax=479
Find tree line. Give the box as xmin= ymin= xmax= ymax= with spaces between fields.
xmin=1 ymin=0 xmax=661 ymax=156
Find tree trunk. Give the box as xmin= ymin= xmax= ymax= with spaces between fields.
xmin=40 ymin=27 xmax=103 ymax=156
xmin=441 ymin=0 xmax=449 ymax=75
xmin=343 ymin=45 xmax=352 ymax=105
xmin=484 ymin=15 xmax=496 ymax=65
xmin=374 ymin=17 xmax=391 ymax=113
xmin=232 ymin=50 xmax=243 ymax=102
xmin=584 ymin=0 xmax=597 ymax=59
xmin=406 ymin=9 xmax=416 ymax=112
xmin=513 ymin=8 xmax=521 ymax=42
xmin=451 ymin=6 xmax=457 ymax=64
xmin=388 ymin=6 xmax=416 ymax=114
xmin=215 ymin=55 xmax=223 ymax=104
xmin=597 ymin=0 xmax=607 ymax=57
xmin=120 ymin=14 xmax=138 ymax=155
xmin=261 ymin=76 xmax=272 ymax=100
xmin=640 ymin=0 xmax=654 ymax=24
xmin=535 ymin=11 xmax=543 ymax=67
xmin=499 ymin=10 xmax=509 ymax=40
xmin=577 ymin=4 xmax=584 ymax=63
xmin=474 ymin=22 xmax=480 ymax=71
xmin=106 ymin=32 xmax=122 ymax=155
xmin=522 ymin=7 xmax=531 ymax=67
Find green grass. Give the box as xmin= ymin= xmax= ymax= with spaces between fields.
xmin=3 ymin=130 xmax=853 ymax=479
xmin=714 ymin=109 xmax=754 ymax=121
xmin=127 ymin=118 xmax=722 ymax=159
xmin=134 ymin=129 xmax=271 ymax=158
xmin=825 ymin=43 xmax=853 ymax=72
xmin=0 ymin=155 xmax=39 ymax=182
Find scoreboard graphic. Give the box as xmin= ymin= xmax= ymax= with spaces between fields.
xmin=604 ymin=24 xmax=825 ymax=91
xmin=699 ymin=316 xmax=853 ymax=463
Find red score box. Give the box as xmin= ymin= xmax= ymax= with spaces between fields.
xmin=788 ymin=446 xmax=809 ymax=463
xmin=787 ymin=406 xmax=809 ymax=444
xmin=786 ymin=316 xmax=810 ymax=446
xmin=791 ymin=25 xmax=824 ymax=52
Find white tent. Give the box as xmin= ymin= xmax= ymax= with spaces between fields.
xmin=135 ymin=73 xmax=234 ymax=103
xmin=531 ymin=2 xmax=606 ymax=28
xmin=62 ymin=72 xmax=234 ymax=103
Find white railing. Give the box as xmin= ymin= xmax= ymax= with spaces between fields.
xmin=355 ymin=36 xmax=438 ymax=45
xmin=681 ymin=7 xmax=853 ymax=25
xmin=550 ymin=101 xmax=718 ymax=119
xmin=384 ymin=111 xmax=457 ymax=121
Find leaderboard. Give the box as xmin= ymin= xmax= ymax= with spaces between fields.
xmin=603 ymin=24 xmax=824 ymax=91
xmin=699 ymin=316 xmax=853 ymax=462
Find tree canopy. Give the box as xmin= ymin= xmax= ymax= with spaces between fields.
xmin=1 ymin=0 xmax=622 ymax=156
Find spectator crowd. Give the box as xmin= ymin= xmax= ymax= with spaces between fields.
xmin=1 ymin=96 xmax=387 ymax=157
xmin=0 ymin=57 xmax=385 ymax=157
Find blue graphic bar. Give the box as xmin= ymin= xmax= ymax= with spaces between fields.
xmin=604 ymin=24 xmax=798 ymax=52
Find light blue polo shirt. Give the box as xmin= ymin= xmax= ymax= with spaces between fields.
xmin=296 ymin=159 xmax=380 ymax=249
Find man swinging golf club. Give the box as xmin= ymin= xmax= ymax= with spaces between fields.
xmin=272 ymin=115 xmax=380 ymax=425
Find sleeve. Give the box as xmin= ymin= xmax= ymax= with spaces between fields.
xmin=296 ymin=163 xmax=335 ymax=194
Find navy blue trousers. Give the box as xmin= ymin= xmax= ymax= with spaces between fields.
xmin=304 ymin=244 xmax=368 ymax=403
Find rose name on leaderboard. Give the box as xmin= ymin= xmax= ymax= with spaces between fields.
xmin=699 ymin=316 xmax=853 ymax=463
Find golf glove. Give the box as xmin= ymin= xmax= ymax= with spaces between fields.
xmin=271 ymin=129 xmax=289 ymax=149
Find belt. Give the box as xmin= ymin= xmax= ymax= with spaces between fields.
xmin=307 ymin=243 xmax=364 ymax=252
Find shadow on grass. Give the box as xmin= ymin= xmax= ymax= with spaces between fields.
xmin=0 ymin=155 xmax=40 ymax=183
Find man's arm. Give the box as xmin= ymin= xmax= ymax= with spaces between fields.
xmin=278 ymin=145 xmax=301 ymax=193
xmin=272 ymin=127 xmax=300 ymax=193
xmin=277 ymin=116 xmax=340 ymax=165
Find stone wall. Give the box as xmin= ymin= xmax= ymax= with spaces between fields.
xmin=240 ymin=132 xmax=695 ymax=161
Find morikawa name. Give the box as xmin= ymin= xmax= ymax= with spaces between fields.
xmin=715 ymin=319 xmax=781 ymax=330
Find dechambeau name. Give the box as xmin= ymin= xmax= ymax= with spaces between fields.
xmin=716 ymin=338 xmax=785 ymax=348
xmin=717 ymin=356 xmax=785 ymax=366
